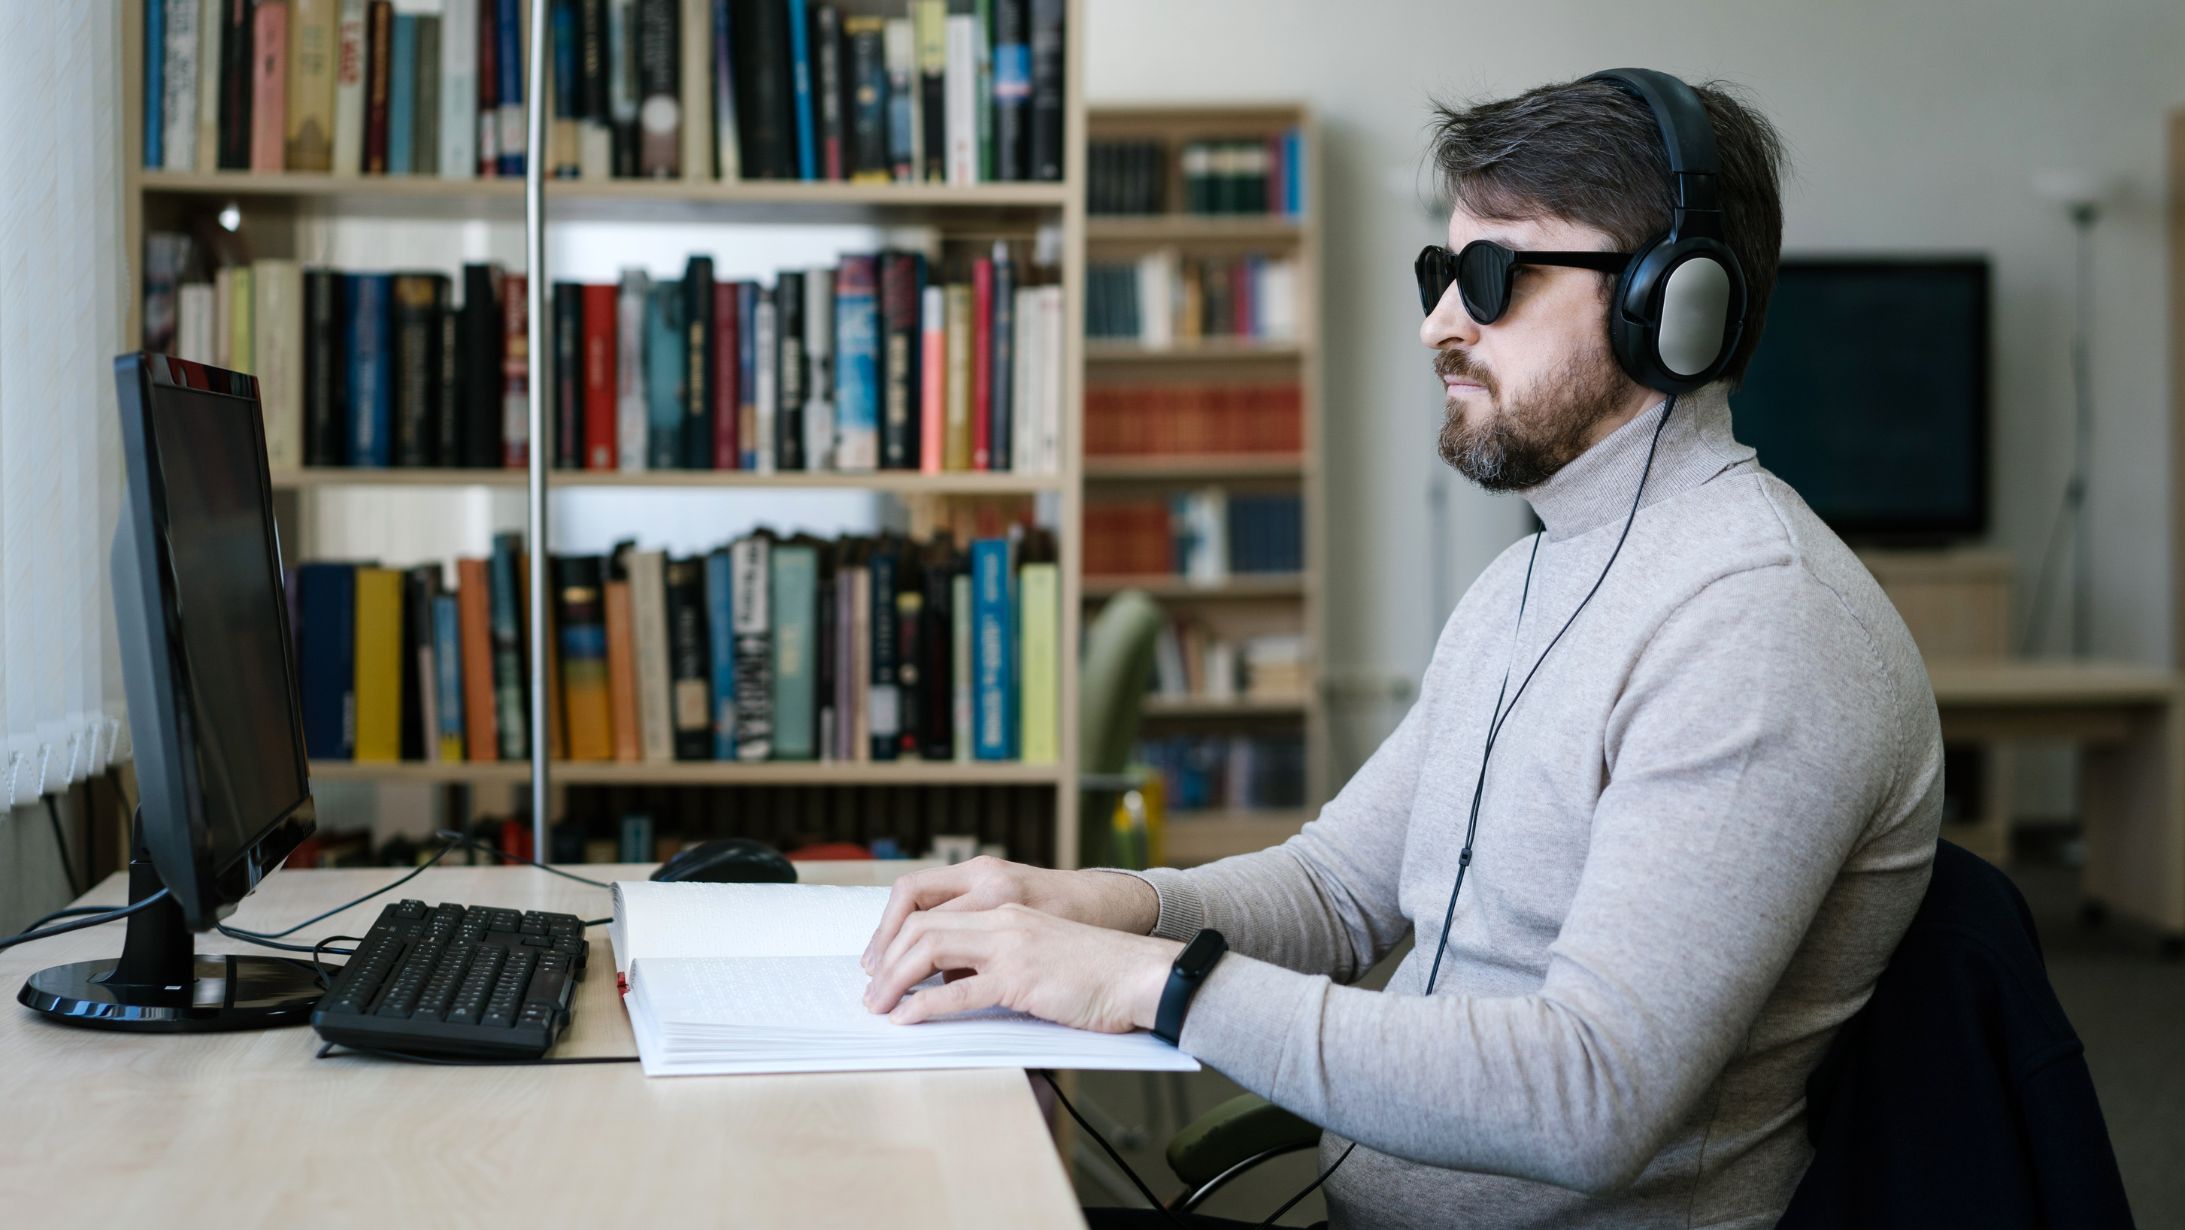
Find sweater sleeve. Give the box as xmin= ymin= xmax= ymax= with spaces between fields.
xmin=1169 ymin=566 xmax=1934 ymax=1194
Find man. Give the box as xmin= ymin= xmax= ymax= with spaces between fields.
xmin=860 ymin=71 xmax=1943 ymax=1228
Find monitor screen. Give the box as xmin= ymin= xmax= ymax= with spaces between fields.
xmin=1729 ymin=258 xmax=1990 ymax=540
xmin=150 ymin=383 xmax=310 ymax=870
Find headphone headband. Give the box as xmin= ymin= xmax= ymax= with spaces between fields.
xmin=1583 ymin=68 xmax=1723 ymax=238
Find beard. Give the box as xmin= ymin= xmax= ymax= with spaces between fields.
xmin=1435 ymin=340 xmax=1631 ymax=492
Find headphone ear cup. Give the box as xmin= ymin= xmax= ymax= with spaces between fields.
xmin=1609 ymin=238 xmax=1746 ymax=394
xmin=1606 ymin=238 xmax=1664 ymax=388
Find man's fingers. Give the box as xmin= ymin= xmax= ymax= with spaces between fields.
xmin=888 ymin=974 xmax=1002 ymax=1025
xmin=862 ymin=866 xmax=979 ymax=971
xmin=871 ymin=902 xmax=1017 ymax=994
xmin=862 ymin=919 xmax=1007 ymax=1014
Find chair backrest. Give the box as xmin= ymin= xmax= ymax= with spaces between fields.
xmin=1078 ymin=590 xmax=1163 ymax=866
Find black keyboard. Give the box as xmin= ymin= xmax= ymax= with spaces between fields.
xmin=311 ymin=899 xmax=590 ymax=1060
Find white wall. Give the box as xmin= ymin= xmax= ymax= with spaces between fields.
xmin=1086 ymin=0 xmax=2185 ymax=786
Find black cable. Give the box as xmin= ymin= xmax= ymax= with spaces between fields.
xmin=315 ymin=1040 xmax=639 ymax=1067
xmin=431 ymin=830 xmax=615 ymax=889
xmin=0 ymin=888 xmax=172 ymax=954
xmin=218 ymin=924 xmax=357 ymax=957
xmin=310 ymin=934 xmax=363 ymax=989
xmin=24 ymin=904 xmax=113 ymax=931
xmin=1037 ymin=1071 xmax=1187 ymax=1226
xmin=219 ymin=838 xmax=467 ymax=940
xmin=44 ymin=795 xmax=82 ymax=897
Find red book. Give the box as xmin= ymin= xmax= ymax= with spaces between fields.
xmin=712 ymin=282 xmax=741 ymax=469
xmin=971 ymin=256 xmax=993 ymax=471
xmin=501 ymin=273 xmax=528 ymax=467
xmin=582 ymin=283 xmax=618 ymax=469
xmin=251 ymin=2 xmax=288 ymax=172
xmin=363 ymin=1 xmax=392 ymax=174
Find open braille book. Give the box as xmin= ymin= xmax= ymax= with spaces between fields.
xmin=610 ymin=879 xmax=1202 ymax=1077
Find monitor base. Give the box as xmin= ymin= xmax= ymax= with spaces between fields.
xmin=19 ymin=954 xmax=324 ymax=1032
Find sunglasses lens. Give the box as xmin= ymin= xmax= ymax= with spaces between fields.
xmin=1415 ymin=247 xmax=1453 ymax=316
xmin=1456 ymin=241 xmax=1513 ymax=324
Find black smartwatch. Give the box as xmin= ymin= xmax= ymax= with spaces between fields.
xmin=1154 ymin=929 xmax=1227 ymax=1045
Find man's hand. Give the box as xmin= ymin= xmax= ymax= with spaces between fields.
xmin=862 ymin=902 xmax=1185 ymax=1033
xmin=858 ymin=856 xmax=1159 ymax=974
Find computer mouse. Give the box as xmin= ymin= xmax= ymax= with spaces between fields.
xmin=651 ymin=838 xmax=798 ymax=885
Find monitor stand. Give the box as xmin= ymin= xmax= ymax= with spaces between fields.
xmin=17 ymin=821 xmax=325 ymax=1032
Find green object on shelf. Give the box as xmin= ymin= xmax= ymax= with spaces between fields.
xmin=1078 ymin=589 xmax=1162 ymax=868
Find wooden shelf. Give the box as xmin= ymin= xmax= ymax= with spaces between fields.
xmin=1087 ymin=215 xmax=1303 ymax=244
xmin=1161 ymin=809 xmax=1311 ymax=866
xmin=308 ymin=759 xmax=1063 ymax=786
xmin=135 ymin=169 xmax=1069 ymax=224
xmin=1082 ymin=573 xmax=1305 ymax=600
xmin=1143 ymin=695 xmax=1309 ymax=719
xmin=268 ymin=467 xmax=1062 ymax=494
xmin=1085 ymin=454 xmax=1305 ymax=481
xmin=1084 ymin=338 xmax=1303 ymax=364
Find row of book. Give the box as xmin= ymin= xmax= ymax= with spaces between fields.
xmin=1084 ymin=492 xmax=1305 ymax=580
xmin=142 ymin=0 xmax=1066 ymax=184
xmin=1153 ymin=622 xmax=1307 ymax=705
xmin=1085 ymin=250 xmax=1299 ymax=346
xmin=1087 ymin=132 xmax=1307 ymax=217
xmin=286 ymin=816 xmax=990 ymax=870
xmin=1139 ymin=732 xmax=1308 ymax=813
xmin=292 ymin=525 xmax=1061 ymax=767
xmin=1086 ymin=382 xmax=1301 ymax=457
xmin=147 ymin=236 xmax=1065 ymax=474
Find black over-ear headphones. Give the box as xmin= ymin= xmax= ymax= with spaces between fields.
xmin=1584 ymin=68 xmax=1749 ymax=394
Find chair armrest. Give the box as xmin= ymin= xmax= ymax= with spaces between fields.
xmin=1165 ymin=1093 xmax=1321 ymax=1190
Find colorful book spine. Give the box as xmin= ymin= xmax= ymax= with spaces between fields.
xmin=844 ymin=16 xmax=888 ymax=182
xmin=989 ymin=242 xmax=1014 ymax=471
xmin=353 ymin=566 xmax=404 ymax=762
xmin=942 ymin=283 xmax=972 ymax=470
xmin=883 ymin=16 xmax=914 ymax=182
xmin=161 ymin=0 xmax=201 ymax=171
xmin=1018 ymin=546 xmax=1057 ymax=763
xmin=919 ymin=283 xmax=945 ymax=473
xmin=683 ymin=256 xmax=716 ymax=469
xmin=775 ymin=271 xmax=806 ymax=470
xmin=431 ymin=592 xmax=466 ymax=760
xmin=634 ymin=0 xmax=679 ymax=175
xmin=833 ymin=255 xmax=879 ymax=471
xmin=730 ymin=533 xmax=773 ymax=759
xmin=711 ymin=0 xmax=739 ymax=180
xmin=950 ymin=567 xmax=971 ymax=760
xmin=802 ymin=270 xmax=835 ymax=470
xmin=487 ymin=533 xmax=529 ymax=758
xmin=678 ymin=0 xmax=711 ymax=180
xmin=879 ymin=251 xmax=923 ymax=470
xmin=496 ymin=0 xmax=526 ymax=174
xmin=501 ymin=272 xmax=530 ymax=466
xmin=814 ymin=4 xmax=844 ymax=180
xmin=704 ymin=547 xmax=737 ymax=759
xmin=253 ymin=259 xmax=304 ymax=470
xmin=990 ymin=0 xmax=1028 ymax=181
xmin=736 ymin=280 xmax=759 ymax=468
xmin=438 ymin=0 xmax=477 ymax=177
xmin=363 ymin=0 xmax=391 ymax=172
xmin=297 ymin=562 xmax=357 ymax=760
xmin=712 ymin=280 xmax=741 ymax=468
xmin=973 ymin=0 xmax=992 ymax=181
xmin=604 ymin=570 xmax=641 ymax=761
xmin=971 ymin=253 xmax=993 ymax=469
xmin=627 ymin=549 xmax=674 ymax=761
xmin=752 ymin=292 xmax=776 ymax=474
xmin=665 ymin=556 xmax=713 ymax=760
xmin=770 ymin=541 xmax=818 ymax=759
xmin=456 ymin=556 xmax=499 ymax=759
xmin=250 ymin=0 xmax=287 ymax=172
xmin=582 ymin=282 xmax=619 ymax=468
xmin=970 ymin=536 xmax=1017 ymax=760
xmin=552 ymin=280 xmax=585 ymax=467
xmin=556 ymin=556 xmax=614 ymax=761
xmin=287 ymin=0 xmax=338 ymax=171
xmin=617 ymin=268 xmax=651 ymax=469
xmin=866 ymin=542 xmax=900 ymax=760
xmin=785 ymin=0 xmax=817 ymax=180
xmin=343 ymin=272 xmax=392 ymax=466
xmin=646 ymin=278 xmax=686 ymax=467
xmin=145 ymin=0 xmax=165 ymax=168
xmin=386 ymin=11 xmax=416 ymax=173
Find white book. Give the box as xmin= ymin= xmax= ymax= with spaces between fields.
xmin=753 ymin=297 xmax=777 ymax=475
xmin=611 ymin=882 xmax=1199 ymax=1077
xmin=1039 ymin=285 xmax=1063 ymax=473
xmin=252 ymin=259 xmax=304 ymax=470
xmin=212 ymin=266 xmax=234 ymax=368
xmin=1136 ymin=249 xmax=1175 ymax=347
xmin=176 ymin=283 xmax=215 ymax=364
xmin=616 ymin=269 xmax=651 ymax=470
xmin=332 ymin=0 xmax=367 ymax=175
xmin=1259 ymin=258 xmax=1299 ymax=341
xmin=802 ymin=270 xmax=835 ymax=470
xmin=943 ymin=15 xmax=976 ymax=185
xmin=628 ymin=549 xmax=675 ymax=762
xmin=950 ymin=571 xmax=971 ymax=761
xmin=1011 ymin=286 xmax=1035 ymax=474
xmin=162 ymin=0 xmax=200 ymax=171
xmin=195 ymin=0 xmax=223 ymax=173
xmin=437 ymin=0 xmax=476 ymax=179
xmin=680 ymin=0 xmax=713 ymax=180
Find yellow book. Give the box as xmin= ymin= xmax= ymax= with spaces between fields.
xmin=352 ymin=567 xmax=404 ymax=762
xmin=285 ymin=0 xmax=338 ymax=171
xmin=228 ymin=265 xmax=254 ymax=374
xmin=252 ymin=259 xmax=303 ymax=469
xmin=943 ymin=284 xmax=973 ymax=470
xmin=1018 ymin=557 xmax=1059 ymax=764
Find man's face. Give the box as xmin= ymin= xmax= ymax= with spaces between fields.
xmin=1420 ymin=204 xmax=1653 ymax=491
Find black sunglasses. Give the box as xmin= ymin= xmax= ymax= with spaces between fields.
xmin=1416 ymin=241 xmax=1631 ymax=323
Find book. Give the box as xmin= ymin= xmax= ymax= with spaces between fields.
xmin=883 ymin=17 xmax=915 ymax=182
xmin=912 ymin=0 xmax=945 ymax=183
xmin=217 ymin=0 xmax=256 ymax=170
xmin=353 ymin=566 xmax=404 ymax=762
xmin=813 ymin=4 xmax=844 ymax=180
xmin=342 ymin=272 xmax=392 ymax=466
xmin=774 ymin=271 xmax=805 ymax=470
xmin=578 ymin=0 xmax=611 ymax=174
xmin=456 ymin=556 xmax=498 ymax=759
xmin=607 ymin=0 xmax=638 ymax=173
xmin=918 ymin=283 xmax=944 ymax=473
xmin=401 ymin=564 xmax=437 ymax=760
xmin=627 ymin=548 xmax=675 ymax=761
xmin=941 ymin=282 xmax=972 ymax=470
xmin=583 ymin=282 xmax=619 ymax=468
xmin=487 ymin=533 xmax=530 ymax=758
xmin=893 ymin=549 xmax=923 ymax=756
xmin=800 ymin=270 xmax=834 ymax=470
xmin=549 ymin=0 xmax=583 ymax=176
xmin=227 ymin=265 xmax=254 ymax=374
xmin=556 ymin=555 xmax=615 ymax=761
xmin=665 ymin=555 xmax=712 ymax=759
xmin=970 ymin=536 xmax=1016 ymax=759
xmin=988 ymin=242 xmax=1013 ymax=471
xmin=832 ymin=255 xmax=878 ymax=470
xmin=729 ymin=532 xmax=773 ymax=759
xmin=176 ymin=282 xmax=215 ymax=365
xmin=971 ymin=253 xmax=992 ymax=469
xmin=972 ymin=0 xmax=992 ymax=180
xmin=866 ymin=539 xmax=900 ymax=760
xmin=197 ymin=0 xmax=227 ymax=173
xmin=703 ymin=547 xmax=737 ymax=759
xmin=296 ymin=562 xmax=357 ymax=759
xmin=646 ymin=277 xmax=686 ymax=467
xmin=843 ymin=16 xmax=888 ymax=183
xmin=731 ymin=0 xmax=792 ymax=178
xmin=1017 ymin=532 xmax=1057 ymax=763
xmin=331 ymin=0 xmax=366 ymax=172
xmin=412 ymin=13 xmax=440 ymax=174
xmin=438 ymin=0 xmax=477 ymax=177
xmin=751 ymin=292 xmax=776 ymax=473
xmin=709 ymin=0 xmax=737 ymax=179
xmin=604 ymin=569 xmax=642 ymax=761
xmin=552 ymin=280 xmax=585 ymax=467
xmin=147 ymin=0 xmax=166 ymax=166
xmin=711 ymin=281 xmax=741 ymax=468
xmin=679 ymin=0 xmax=712 ymax=179
xmin=1009 ymin=283 xmax=1033 ymax=473
xmin=460 ymin=263 xmax=506 ymax=467
xmin=950 ymin=567 xmax=971 ymax=760
xmin=253 ymin=259 xmax=304 ymax=470
xmin=919 ymin=538 xmax=955 ymax=760
xmin=160 ymin=0 xmax=200 ymax=172
xmin=878 ymin=251 xmax=922 ymax=470
xmin=942 ymin=9 xmax=974 ymax=184
xmin=431 ymin=591 xmax=466 ymax=760
xmin=617 ymin=268 xmax=651 ymax=469
xmin=770 ymin=539 xmax=818 ymax=759
xmin=386 ymin=10 xmax=416 ymax=173
xmin=435 ymin=301 xmax=462 ymax=465
xmin=391 ymin=272 xmax=448 ymax=467
xmin=735 ymin=281 xmax=759 ymax=468
xmin=143 ymin=232 xmax=189 ymax=355
xmin=683 ymin=257 xmax=715 ymax=469
xmin=785 ymin=0 xmax=817 ymax=180
xmin=1027 ymin=0 xmax=1062 ymax=180
xmin=990 ymin=0 xmax=1027 ymax=181
xmin=495 ymin=0 xmax=525 ymax=174
xmin=502 ymin=272 xmax=531 ymax=465
xmin=250 ymin=0 xmax=289 ymax=172
xmin=285 ymin=0 xmax=336 ymax=170
xmin=362 ymin=0 xmax=391 ymax=172
xmin=609 ymin=881 xmax=1199 ymax=1077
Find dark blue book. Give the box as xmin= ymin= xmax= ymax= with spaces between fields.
xmin=388 ymin=14 xmax=418 ymax=173
xmin=784 ymin=0 xmax=817 ymax=180
xmin=704 ymin=547 xmax=737 ymax=760
xmin=487 ymin=531 xmax=528 ymax=758
xmin=296 ymin=563 xmax=358 ymax=761
xmin=144 ymin=0 xmax=164 ymax=168
xmin=970 ymin=537 xmax=1017 ymax=760
xmin=644 ymin=278 xmax=686 ymax=467
xmin=866 ymin=540 xmax=899 ymax=760
xmin=431 ymin=592 xmax=466 ymax=760
xmin=343 ymin=273 xmax=394 ymax=466
xmin=736 ymin=281 xmax=759 ymax=468
xmin=496 ymin=0 xmax=526 ymax=175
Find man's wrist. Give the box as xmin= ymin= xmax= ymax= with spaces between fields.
xmin=1129 ymin=937 xmax=1186 ymax=1032
xmin=1081 ymin=869 xmax=1162 ymax=934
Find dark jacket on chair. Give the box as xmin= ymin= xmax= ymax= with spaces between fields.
xmin=1778 ymin=840 xmax=2134 ymax=1228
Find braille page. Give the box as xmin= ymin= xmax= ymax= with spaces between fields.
xmin=608 ymin=881 xmax=889 ymax=974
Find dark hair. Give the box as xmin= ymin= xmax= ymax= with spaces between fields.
xmin=1429 ymin=75 xmax=1787 ymax=385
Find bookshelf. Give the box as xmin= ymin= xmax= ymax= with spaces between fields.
xmin=1084 ymin=103 xmax=1325 ymax=866
xmin=119 ymin=0 xmax=1092 ymax=870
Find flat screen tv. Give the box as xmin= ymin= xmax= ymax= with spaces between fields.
xmin=1729 ymin=257 xmax=1990 ymax=543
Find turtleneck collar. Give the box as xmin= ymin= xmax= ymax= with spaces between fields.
xmin=1521 ymin=381 xmax=1753 ymax=542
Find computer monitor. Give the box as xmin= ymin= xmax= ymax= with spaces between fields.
xmin=18 ymin=354 xmax=324 ymax=1031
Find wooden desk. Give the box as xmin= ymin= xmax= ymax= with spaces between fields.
xmin=0 ymin=860 xmax=1088 ymax=1228
xmin=1928 ymin=660 xmax=2185 ymax=950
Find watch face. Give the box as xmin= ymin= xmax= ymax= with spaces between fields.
xmin=1180 ymin=928 xmax=1227 ymax=976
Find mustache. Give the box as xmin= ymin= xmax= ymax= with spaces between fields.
xmin=1434 ymin=348 xmax=1495 ymax=392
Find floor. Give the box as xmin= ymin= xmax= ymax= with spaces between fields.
xmin=1068 ymin=837 xmax=2185 ymax=1226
